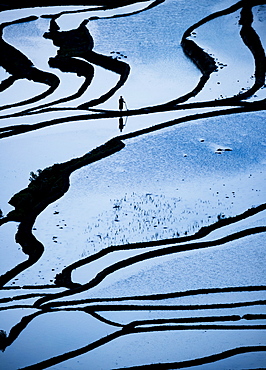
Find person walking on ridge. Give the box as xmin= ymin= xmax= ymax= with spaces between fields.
xmin=119 ymin=95 xmax=125 ymax=111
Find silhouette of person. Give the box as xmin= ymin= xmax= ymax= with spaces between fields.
xmin=119 ymin=95 xmax=125 ymax=111
xmin=43 ymin=17 xmax=130 ymax=108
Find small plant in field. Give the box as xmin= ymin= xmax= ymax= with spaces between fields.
xmin=29 ymin=169 xmax=43 ymax=182
xmin=217 ymin=213 xmax=226 ymax=221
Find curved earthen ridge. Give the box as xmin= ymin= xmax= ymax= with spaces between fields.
xmin=0 ymin=0 xmax=151 ymax=12
xmin=0 ymin=138 xmax=125 ymax=287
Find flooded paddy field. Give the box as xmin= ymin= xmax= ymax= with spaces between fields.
xmin=0 ymin=0 xmax=265 ymax=369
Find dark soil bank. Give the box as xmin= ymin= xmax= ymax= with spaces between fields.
xmin=0 ymin=0 xmax=150 ymax=11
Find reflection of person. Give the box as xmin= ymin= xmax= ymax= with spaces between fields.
xmin=43 ymin=16 xmax=130 ymax=108
xmin=119 ymin=95 xmax=125 ymax=111
xmin=119 ymin=117 xmax=124 ymax=132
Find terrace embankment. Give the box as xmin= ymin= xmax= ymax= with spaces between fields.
xmin=236 ymin=3 xmax=266 ymax=99
xmin=181 ymin=1 xmax=265 ymax=102
xmin=181 ymin=39 xmax=217 ymax=76
xmin=0 ymin=0 xmax=147 ymax=11
xmin=0 ymin=138 xmax=125 ymax=286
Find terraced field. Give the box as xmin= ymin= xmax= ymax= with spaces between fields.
xmin=0 ymin=1 xmax=265 ymax=368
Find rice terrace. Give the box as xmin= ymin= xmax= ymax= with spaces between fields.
xmin=0 ymin=0 xmax=265 ymax=369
